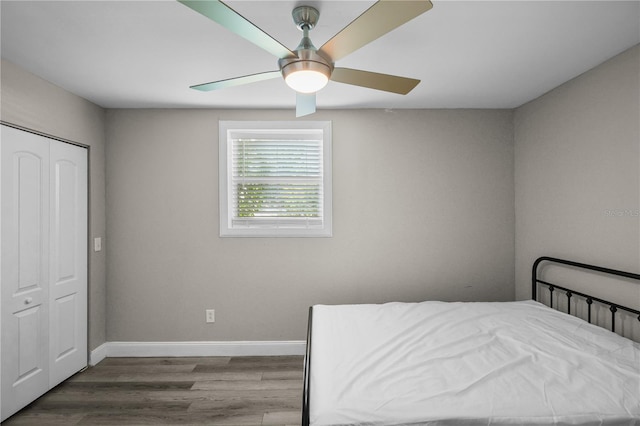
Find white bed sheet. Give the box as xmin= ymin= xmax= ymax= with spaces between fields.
xmin=310 ymin=300 xmax=640 ymax=425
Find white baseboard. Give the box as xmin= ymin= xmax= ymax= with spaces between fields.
xmin=89 ymin=342 xmax=109 ymax=366
xmin=90 ymin=341 xmax=305 ymax=363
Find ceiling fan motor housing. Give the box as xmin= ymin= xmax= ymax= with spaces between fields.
xmin=279 ymin=49 xmax=334 ymax=88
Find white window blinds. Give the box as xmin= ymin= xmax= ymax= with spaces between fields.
xmin=219 ymin=121 xmax=332 ymax=237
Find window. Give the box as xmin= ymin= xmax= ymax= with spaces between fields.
xmin=219 ymin=121 xmax=332 ymax=237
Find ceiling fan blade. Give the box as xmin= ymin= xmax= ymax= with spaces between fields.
xmin=331 ymin=68 xmax=420 ymax=95
xmin=190 ymin=70 xmax=281 ymax=91
xmin=296 ymin=92 xmax=316 ymax=117
xmin=319 ymin=0 xmax=433 ymax=62
xmin=179 ymin=0 xmax=296 ymax=60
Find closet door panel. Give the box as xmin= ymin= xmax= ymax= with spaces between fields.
xmin=1 ymin=126 xmax=51 ymax=421
xmin=16 ymin=154 xmax=46 ymax=290
xmin=49 ymin=141 xmax=88 ymax=385
xmin=14 ymin=305 xmax=44 ymax=378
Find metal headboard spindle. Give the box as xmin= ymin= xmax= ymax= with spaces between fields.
xmin=532 ymin=257 xmax=640 ymax=333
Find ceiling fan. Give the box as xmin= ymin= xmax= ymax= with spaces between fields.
xmin=179 ymin=0 xmax=433 ymax=117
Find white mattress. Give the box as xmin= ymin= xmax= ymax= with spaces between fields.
xmin=309 ymin=300 xmax=640 ymax=425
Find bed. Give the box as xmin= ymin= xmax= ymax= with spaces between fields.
xmin=301 ymin=257 xmax=640 ymax=425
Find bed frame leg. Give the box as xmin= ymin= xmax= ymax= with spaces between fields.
xmin=302 ymin=306 xmax=313 ymax=426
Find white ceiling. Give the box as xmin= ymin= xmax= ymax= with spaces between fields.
xmin=1 ymin=1 xmax=639 ymax=111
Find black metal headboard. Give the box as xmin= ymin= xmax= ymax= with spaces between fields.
xmin=532 ymin=256 xmax=640 ymax=334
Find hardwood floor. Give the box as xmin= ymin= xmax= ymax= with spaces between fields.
xmin=3 ymin=356 xmax=304 ymax=426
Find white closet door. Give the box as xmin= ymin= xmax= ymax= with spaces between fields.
xmin=1 ymin=126 xmax=51 ymax=419
xmin=1 ymin=125 xmax=88 ymax=421
xmin=49 ymin=141 xmax=88 ymax=385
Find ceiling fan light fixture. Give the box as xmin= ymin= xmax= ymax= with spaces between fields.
xmin=285 ymin=69 xmax=329 ymax=93
xmin=281 ymin=60 xmax=332 ymax=94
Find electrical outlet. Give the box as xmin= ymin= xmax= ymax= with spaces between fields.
xmin=206 ymin=309 xmax=215 ymax=323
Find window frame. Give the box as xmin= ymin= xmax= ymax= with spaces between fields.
xmin=219 ymin=120 xmax=332 ymax=238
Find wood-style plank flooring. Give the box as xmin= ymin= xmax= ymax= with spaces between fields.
xmin=2 ymin=356 xmax=303 ymax=426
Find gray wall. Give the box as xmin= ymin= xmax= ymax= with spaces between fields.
xmin=5 ymin=42 xmax=636 ymax=345
xmin=514 ymin=45 xmax=640 ymax=304
xmin=0 ymin=59 xmax=107 ymax=350
xmin=105 ymin=108 xmax=515 ymax=341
